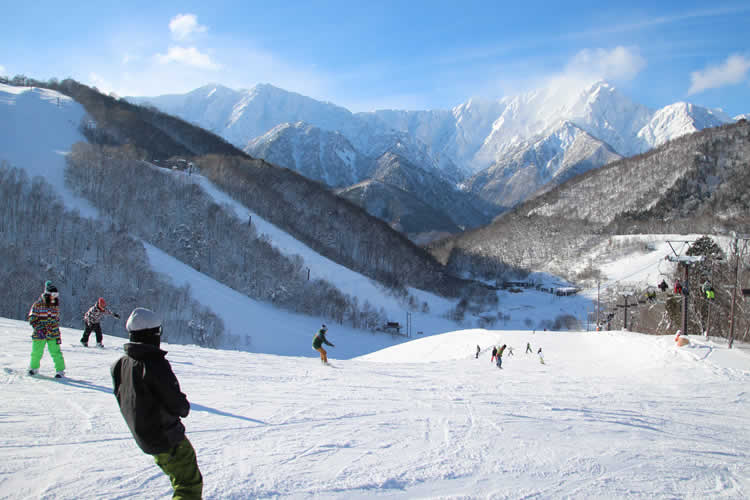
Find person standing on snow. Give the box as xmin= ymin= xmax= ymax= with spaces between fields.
xmin=496 ymin=344 xmax=507 ymax=368
xmin=491 ymin=345 xmax=498 ymax=363
xmin=80 ymin=297 xmax=120 ymax=347
xmin=537 ymin=347 xmax=545 ymax=364
xmin=27 ymin=281 xmax=66 ymax=378
xmin=312 ymin=324 xmax=335 ymax=364
xmin=525 ymin=342 xmax=533 ymax=354
xmin=476 ymin=345 xmax=481 ymax=359
xmin=111 ymin=308 xmax=203 ymax=499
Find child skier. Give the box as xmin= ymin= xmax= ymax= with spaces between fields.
xmin=491 ymin=346 xmax=498 ymax=363
xmin=537 ymin=347 xmax=545 ymax=364
xmin=526 ymin=342 xmax=532 ymax=354
xmin=27 ymin=281 xmax=66 ymax=378
xmin=80 ymin=297 xmax=120 ymax=347
xmin=312 ymin=324 xmax=335 ymax=364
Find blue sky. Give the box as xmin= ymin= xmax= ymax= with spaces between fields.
xmin=2 ymin=1 xmax=749 ymax=115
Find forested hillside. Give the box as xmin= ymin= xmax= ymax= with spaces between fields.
xmin=431 ymin=120 xmax=750 ymax=278
xmin=429 ymin=121 xmax=750 ymax=340
xmin=1 ymin=79 xmax=497 ymax=345
xmin=0 ymin=162 xmax=224 ymax=345
xmin=15 ymin=78 xmax=482 ymax=297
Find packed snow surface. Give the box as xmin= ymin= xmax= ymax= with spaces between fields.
xmin=2 ymin=317 xmax=749 ymax=499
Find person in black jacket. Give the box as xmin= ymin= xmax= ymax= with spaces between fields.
xmin=111 ymin=308 xmax=203 ymax=499
xmin=312 ymin=324 xmax=334 ymax=364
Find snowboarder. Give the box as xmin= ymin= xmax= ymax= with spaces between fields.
xmin=111 ymin=308 xmax=203 ymax=499
xmin=526 ymin=342 xmax=532 ymax=354
xmin=537 ymin=347 xmax=545 ymax=364
xmin=496 ymin=344 xmax=506 ymax=368
xmin=476 ymin=345 xmax=481 ymax=359
xmin=312 ymin=324 xmax=334 ymax=364
xmin=491 ymin=345 xmax=498 ymax=363
xmin=80 ymin=297 xmax=120 ymax=347
xmin=27 ymin=281 xmax=66 ymax=378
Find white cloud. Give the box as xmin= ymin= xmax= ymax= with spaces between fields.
xmin=169 ymin=13 xmax=207 ymax=41
xmin=565 ymin=46 xmax=646 ymax=82
xmin=688 ymin=54 xmax=750 ymax=95
xmin=155 ymin=46 xmax=221 ymax=70
xmin=89 ymin=73 xmax=115 ymax=95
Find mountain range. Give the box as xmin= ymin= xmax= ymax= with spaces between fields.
xmin=131 ymin=82 xmax=739 ymax=223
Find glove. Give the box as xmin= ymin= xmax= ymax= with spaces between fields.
xmin=113 ymin=313 xmax=120 ymax=319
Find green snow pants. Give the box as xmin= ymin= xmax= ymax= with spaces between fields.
xmin=30 ymin=338 xmax=65 ymax=372
xmin=154 ymin=437 xmax=203 ymax=499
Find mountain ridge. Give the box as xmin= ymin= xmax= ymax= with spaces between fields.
xmin=130 ymin=80 xmax=741 ymax=218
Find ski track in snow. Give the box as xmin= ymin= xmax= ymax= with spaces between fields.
xmin=2 ymin=318 xmax=749 ymax=499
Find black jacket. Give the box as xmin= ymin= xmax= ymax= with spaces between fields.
xmin=111 ymin=343 xmax=190 ymax=455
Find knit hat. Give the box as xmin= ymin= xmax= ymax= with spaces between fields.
xmin=98 ymin=297 xmax=106 ymax=309
xmin=321 ymin=324 xmax=327 ymax=331
xmin=126 ymin=307 xmax=162 ymax=346
xmin=44 ymin=281 xmax=58 ymax=296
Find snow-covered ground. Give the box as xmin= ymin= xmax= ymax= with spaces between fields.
xmin=3 ymin=79 xmax=750 ymax=499
xmin=2 ymin=317 xmax=749 ymax=499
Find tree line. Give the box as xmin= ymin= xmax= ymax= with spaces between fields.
xmin=0 ymin=162 xmax=224 ymax=346
xmin=64 ymin=144 xmax=397 ymax=332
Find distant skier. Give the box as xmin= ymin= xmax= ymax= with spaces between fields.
xmin=80 ymin=297 xmax=120 ymax=347
xmin=476 ymin=345 xmax=481 ymax=359
xmin=111 ymin=308 xmax=203 ymax=499
xmin=491 ymin=346 xmax=498 ymax=363
xmin=496 ymin=344 xmax=507 ymax=368
xmin=658 ymin=280 xmax=668 ymax=292
xmin=312 ymin=324 xmax=335 ymax=364
xmin=506 ymin=346 xmax=514 ymax=356
xmin=27 ymin=281 xmax=66 ymax=378
xmin=526 ymin=342 xmax=532 ymax=354
xmin=537 ymin=347 xmax=545 ymax=364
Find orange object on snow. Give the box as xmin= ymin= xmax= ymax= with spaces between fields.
xmin=675 ymin=336 xmax=690 ymax=347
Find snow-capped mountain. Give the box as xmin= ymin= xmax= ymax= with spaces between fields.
xmin=132 ymin=80 xmax=739 ymax=211
xmin=246 ymin=122 xmax=371 ymax=187
xmin=365 ymin=152 xmax=492 ymax=230
xmin=464 ymin=121 xmax=623 ymax=206
xmin=635 ymin=102 xmax=732 ymax=153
